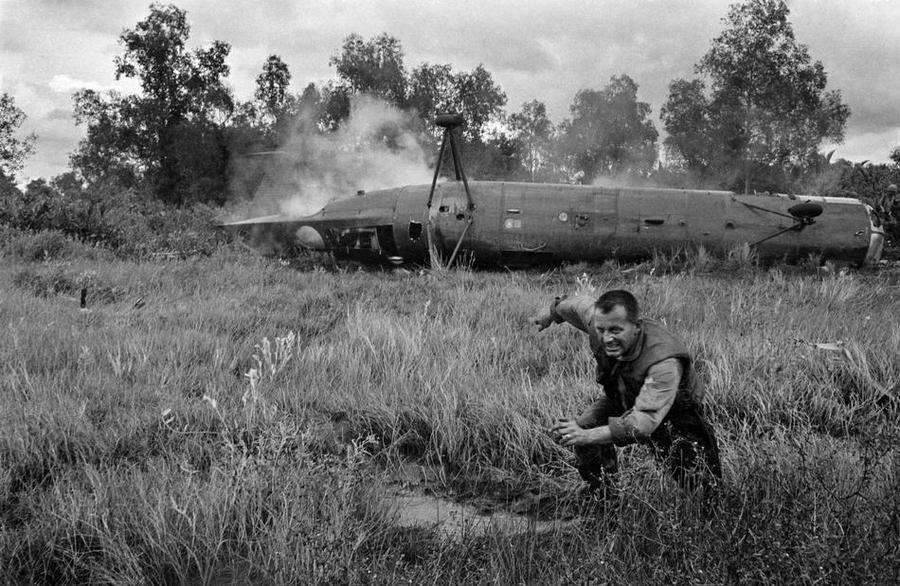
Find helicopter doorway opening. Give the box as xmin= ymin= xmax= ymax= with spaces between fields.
xmin=332 ymin=225 xmax=399 ymax=262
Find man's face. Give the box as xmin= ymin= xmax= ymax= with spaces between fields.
xmin=592 ymin=304 xmax=641 ymax=359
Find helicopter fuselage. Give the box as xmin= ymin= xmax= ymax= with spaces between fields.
xmin=224 ymin=180 xmax=882 ymax=267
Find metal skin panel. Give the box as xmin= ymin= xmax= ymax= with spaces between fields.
xmin=618 ymin=189 xmax=702 ymax=257
xmin=445 ymin=182 xmax=621 ymax=264
xmin=432 ymin=181 xmax=470 ymax=257
xmin=419 ymin=182 xmax=621 ymax=264
xmin=392 ymin=186 xmax=430 ymax=263
xmin=498 ymin=183 xmax=556 ymax=263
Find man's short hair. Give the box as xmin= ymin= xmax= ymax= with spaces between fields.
xmin=595 ymin=290 xmax=640 ymax=323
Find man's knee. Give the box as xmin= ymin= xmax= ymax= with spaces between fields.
xmin=663 ymin=437 xmax=721 ymax=491
xmin=575 ymin=444 xmax=618 ymax=477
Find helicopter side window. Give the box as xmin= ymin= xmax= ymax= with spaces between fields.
xmin=338 ymin=228 xmax=378 ymax=250
xmin=409 ymin=221 xmax=423 ymax=240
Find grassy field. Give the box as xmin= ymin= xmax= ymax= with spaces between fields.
xmin=1 ymin=246 xmax=898 ymax=584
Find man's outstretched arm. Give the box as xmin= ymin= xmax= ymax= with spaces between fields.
xmin=534 ymin=295 xmax=597 ymax=333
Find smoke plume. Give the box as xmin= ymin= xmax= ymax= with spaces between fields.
xmin=234 ymin=95 xmax=433 ymax=219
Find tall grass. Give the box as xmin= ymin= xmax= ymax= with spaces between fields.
xmin=1 ymin=249 xmax=898 ymax=583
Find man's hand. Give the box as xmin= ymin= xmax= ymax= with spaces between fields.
xmin=551 ymin=418 xmax=613 ymax=447
xmin=533 ymin=312 xmax=554 ymax=332
xmin=551 ymin=418 xmax=588 ymax=447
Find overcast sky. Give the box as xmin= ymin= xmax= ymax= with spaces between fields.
xmin=2 ymin=0 xmax=899 ymax=183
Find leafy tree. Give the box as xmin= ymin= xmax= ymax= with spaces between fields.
xmin=508 ymin=100 xmax=556 ymax=181
xmin=115 ymin=4 xmax=233 ymax=123
xmin=0 ymin=170 xmax=22 ymax=203
xmin=297 ymin=83 xmax=323 ymax=116
xmin=318 ymin=82 xmax=352 ymax=132
xmin=255 ymin=55 xmax=293 ymax=117
xmin=663 ymin=0 xmax=850 ymax=193
xmin=328 ymin=32 xmax=508 ymax=143
xmin=232 ymin=54 xmax=298 ymax=151
xmin=660 ymin=79 xmax=718 ymax=183
xmin=465 ymin=131 xmax=527 ymax=181
xmin=242 ymin=55 xmax=296 ymax=138
xmin=406 ymin=62 xmax=507 ymax=142
xmin=406 ymin=63 xmax=456 ymax=130
xmin=70 ymin=89 xmax=142 ymax=187
xmin=291 ymin=82 xmax=333 ymax=134
xmin=560 ymin=75 xmax=658 ymax=184
xmin=72 ymin=4 xmax=234 ymax=205
xmin=453 ymin=65 xmax=507 ymax=142
xmin=329 ymin=33 xmax=407 ymax=106
xmin=0 ymin=93 xmax=36 ymax=178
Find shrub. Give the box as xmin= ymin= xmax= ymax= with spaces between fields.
xmin=4 ymin=230 xmax=78 ymax=262
xmin=0 ymin=176 xmax=227 ymax=261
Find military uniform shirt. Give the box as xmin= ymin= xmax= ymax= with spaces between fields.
xmin=553 ymin=295 xmax=680 ymax=443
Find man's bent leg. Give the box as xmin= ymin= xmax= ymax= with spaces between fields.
xmin=574 ymin=443 xmax=619 ymax=495
xmin=652 ymin=419 xmax=721 ymax=492
xmin=573 ymin=397 xmax=621 ymax=495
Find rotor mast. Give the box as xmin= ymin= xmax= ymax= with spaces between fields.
xmin=425 ymin=113 xmax=475 ymax=268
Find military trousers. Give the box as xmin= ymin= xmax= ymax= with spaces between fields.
xmin=574 ymin=397 xmax=722 ymax=493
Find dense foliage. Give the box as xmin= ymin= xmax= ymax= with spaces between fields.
xmin=0 ymin=174 xmax=223 ymax=261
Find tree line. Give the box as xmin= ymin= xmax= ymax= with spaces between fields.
xmin=2 ymin=0 xmax=900 ymax=254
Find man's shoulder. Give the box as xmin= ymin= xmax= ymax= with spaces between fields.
xmin=642 ymin=319 xmax=684 ymax=340
xmin=639 ymin=320 xmax=691 ymax=360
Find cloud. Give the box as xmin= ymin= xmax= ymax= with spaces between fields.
xmin=829 ymin=129 xmax=900 ymax=163
xmin=783 ymin=3 xmax=900 ymax=143
xmin=5 ymin=0 xmax=900 ymax=181
xmin=45 ymin=108 xmax=72 ymax=121
xmin=48 ymin=74 xmax=117 ymax=94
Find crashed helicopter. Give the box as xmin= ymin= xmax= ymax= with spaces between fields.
xmin=224 ymin=114 xmax=885 ymax=268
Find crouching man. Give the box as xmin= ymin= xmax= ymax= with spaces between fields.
xmin=535 ymin=289 xmax=721 ymax=494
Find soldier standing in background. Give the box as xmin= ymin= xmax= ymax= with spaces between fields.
xmin=534 ymin=289 xmax=721 ymax=496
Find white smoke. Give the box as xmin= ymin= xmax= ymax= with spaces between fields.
xmin=591 ymin=174 xmax=656 ymax=189
xmin=249 ymin=95 xmax=434 ymax=218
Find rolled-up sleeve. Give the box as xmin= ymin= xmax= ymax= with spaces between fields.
xmin=608 ymin=358 xmax=681 ymax=445
xmin=550 ymin=295 xmax=597 ymax=333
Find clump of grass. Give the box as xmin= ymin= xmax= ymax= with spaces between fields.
xmin=12 ymin=264 xmax=78 ymax=297
xmin=11 ymin=264 xmax=126 ymax=306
